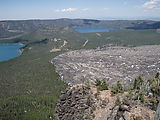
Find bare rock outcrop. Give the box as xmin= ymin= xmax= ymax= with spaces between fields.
xmin=54 ymin=84 xmax=156 ymax=120
xmin=54 ymin=84 xmax=96 ymax=120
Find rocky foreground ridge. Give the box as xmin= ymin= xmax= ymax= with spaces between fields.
xmin=54 ymin=73 xmax=160 ymax=120
xmin=52 ymin=45 xmax=160 ymax=88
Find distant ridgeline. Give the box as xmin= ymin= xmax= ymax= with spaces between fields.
xmin=0 ymin=19 xmax=160 ymax=32
xmin=126 ymin=21 xmax=160 ymax=30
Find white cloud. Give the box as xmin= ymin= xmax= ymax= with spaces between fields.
xmin=142 ymin=0 xmax=160 ymax=9
xmin=55 ymin=8 xmax=77 ymax=12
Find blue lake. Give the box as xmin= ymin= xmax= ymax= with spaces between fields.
xmin=0 ymin=44 xmax=23 ymax=62
xmin=74 ymin=27 xmax=119 ymax=33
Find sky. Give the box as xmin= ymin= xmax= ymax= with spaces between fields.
xmin=0 ymin=0 xmax=160 ymax=20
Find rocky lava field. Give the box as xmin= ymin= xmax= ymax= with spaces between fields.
xmin=52 ymin=45 xmax=160 ymax=87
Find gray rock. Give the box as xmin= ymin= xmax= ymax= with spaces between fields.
xmin=109 ymin=106 xmax=119 ymax=120
xmin=54 ymin=85 xmax=95 ymax=120
xmin=52 ymin=45 xmax=160 ymax=88
xmin=155 ymin=102 xmax=160 ymax=120
xmin=119 ymin=105 xmax=130 ymax=112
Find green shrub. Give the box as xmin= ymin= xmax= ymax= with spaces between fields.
xmin=97 ymin=81 xmax=109 ymax=91
xmin=126 ymin=89 xmax=134 ymax=99
xmin=95 ymin=78 xmax=102 ymax=86
xmin=133 ymin=76 xmax=144 ymax=90
xmin=117 ymin=81 xmax=123 ymax=91
xmin=135 ymin=91 xmax=145 ymax=103
xmin=115 ymin=97 xmax=121 ymax=106
xmin=155 ymin=72 xmax=160 ymax=79
xmin=149 ymin=97 xmax=159 ymax=110
xmin=135 ymin=116 xmax=143 ymax=120
xmin=111 ymin=81 xmax=124 ymax=95
xmin=151 ymin=83 xmax=160 ymax=97
xmin=95 ymin=79 xmax=109 ymax=91
xmin=149 ymin=77 xmax=160 ymax=97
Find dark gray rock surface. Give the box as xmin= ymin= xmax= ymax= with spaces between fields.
xmin=155 ymin=102 xmax=160 ymax=120
xmin=52 ymin=45 xmax=160 ymax=87
xmin=54 ymin=85 xmax=95 ymax=120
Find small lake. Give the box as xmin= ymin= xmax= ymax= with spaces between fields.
xmin=74 ymin=27 xmax=119 ymax=33
xmin=0 ymin=44 xmax=23 ymax=62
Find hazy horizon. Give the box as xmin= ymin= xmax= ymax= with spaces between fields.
xmin=0 ymin=17 xmax=160 ymax=21
xmin=1 ymin=0 xmax=160 ymax=20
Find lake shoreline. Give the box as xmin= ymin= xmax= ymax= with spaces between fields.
xmin=0 ymin=44 xmax=25 ymax=62
xmin=74 ymin=27 xmax=119 ymax=33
